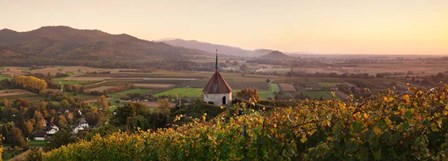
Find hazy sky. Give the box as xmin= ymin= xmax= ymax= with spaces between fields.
xmin=1 ymin=0 xmax=447 ymax=55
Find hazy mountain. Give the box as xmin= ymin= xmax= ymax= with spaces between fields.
xmin=162 ymin=39 xmax=253 ymax=57
xmin=253 ymin=49 xmax=275 ymax=56
xmin=0 ymin=26 xmax=208 ymax=68
xmin=260 ymin=50 xmax=292 ymax=60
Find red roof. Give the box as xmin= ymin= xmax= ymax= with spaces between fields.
xmin=203 ymin=71 xmax=232 ymax=94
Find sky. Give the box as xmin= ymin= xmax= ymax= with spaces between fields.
xmin=1 ymin=0 xmax=447 ymax=55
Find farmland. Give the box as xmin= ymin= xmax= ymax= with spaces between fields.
xmin=302 ymin=91 xmax=334 ymax=100
xmin=0 ymin=62 xmax=440 ymax=104
xmin=108 ymin=89 xmax=152 ymax=99
xmin=155 ymin=88 xmax=203 ymax=97
xmin=318 ymin=82 xmax=340 ymax=88
xmin=278 ymin=83 xmax=296 ymax=92
xmin=0 ymin=89 xmax=34 ymax=97
xmin=133 ymin=83 xmax=174 ymax=89
xmin=0 ymin=74 xmax=10 ymax=80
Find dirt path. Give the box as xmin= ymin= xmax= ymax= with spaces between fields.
xmin=8 ymin=149 xmax=31 ymax=161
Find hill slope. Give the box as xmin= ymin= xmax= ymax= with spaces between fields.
xmin=260 ymin=50 xmax=292 ymax=60
xmin=41 ymin=85 xmax=448 ymax=160
xmin=162 ymin=39 xmax=254 ymax=57
xmin=0 ymin=26 xmax=208 ymax=68
xmin=162 ymin=39 xmax=274 ymax=57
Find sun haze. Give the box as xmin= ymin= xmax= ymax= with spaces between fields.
xmin=1 ymin=0 xmax=447 ymax=55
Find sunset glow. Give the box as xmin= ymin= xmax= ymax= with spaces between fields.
xmin=1 ymin=0 xmax=447 ymax=55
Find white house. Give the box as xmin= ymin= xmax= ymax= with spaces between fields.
xmin=203 ymin=52 xmax=233 ymax=106
xmin=46 ymin=125 xmax=59 ymax=135
xmin=72 ymin=118 xmax=89 ymax=134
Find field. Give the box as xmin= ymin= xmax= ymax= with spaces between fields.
xmin=0 ymin=89 xmax=35 ymax=97
xmin=0 ymin=74 xmax=11 ymax=80
xmin=30 ymin=140 xmax=47 ymax=147
xmin=258 ymin=83 xmax=280 ymax=99
xmin=85 ymin=86 xmax=118 ymax=92
xmin=133 ymin=83 xmax=174 ymax=89
xmin=155 ymin=88 xmax=203 ymax=97
xmin=54 ymin=77 xmax=100 ymax=85
xmin=302 ymin=91 xmax=334 ymax=99
xmin=293 ymin=59 xmax=448 ymax=76
xmin=318 ymin=82 xmax=340 ymax=88
xmin=0 ymin=65 xmax=416 ymax=104
xmin=108 ymin=89 xmax=152 ymax=99
xmin=278 ymin=83 xmax=296 ymax=92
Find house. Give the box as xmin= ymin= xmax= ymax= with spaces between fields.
xmin=72 ymin=118 xmax=89 ymax=134
xmin=32 ymin=131 xmax=46 ymax=141
xmin=203 ymin=51 xmax=233 ymax=106
xmin=46 ymin=125 xmax=59 ymax=135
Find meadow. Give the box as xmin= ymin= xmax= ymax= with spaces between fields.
xmin=155 ymin=88 xmax=203 ymax=97
xmin=108 ymin=89 xmax=152 ymax=99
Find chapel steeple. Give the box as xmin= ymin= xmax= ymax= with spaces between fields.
xmin=203 ymin=49 xmax=232 ymax=106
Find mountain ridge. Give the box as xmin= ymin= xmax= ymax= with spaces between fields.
xmin=0 ymin=26 xmax=209 ymax=68
xmin=162 ymin=39 xmax=279 ymax=57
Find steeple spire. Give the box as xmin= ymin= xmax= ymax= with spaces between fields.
xmin=215 ymin=49 xmax=218 ymax=71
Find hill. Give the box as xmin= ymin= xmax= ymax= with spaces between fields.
xmin=162 ymin=39 xmax=277 ymax=57
xmin=40 ymin=85 xmax=448 ymax=160
xmin=259 ymin=50 xmax=292 ymax=60
xmin=162 ymin=39 xmax=256 ymax=57
xmin=0 ymin=26 xmax=209 ymax=68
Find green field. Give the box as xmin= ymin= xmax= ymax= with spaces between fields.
xmin=155 ymin=88 xmax=203 ymax=97
xmin=259 ymin=90 xmax=275 ymax=99
xmin=0 ymin=74 xmax=11 ymax=80
xmin=108 ymin=88 xmax=152 ymax=99
xmin=30 ymin=140 xmax=47 ymax=147
xmin=302 ymin=91 xmax=335 ymax=100
xmin=270 ymin=83 xmax=280 ymax=92
xmin=54 ymin=77 xmax=98 ymax=85
xmin=258 ymin=83 xmax=280 ymax=100
xmin=318 ymin=82 xmax=341 ymax=88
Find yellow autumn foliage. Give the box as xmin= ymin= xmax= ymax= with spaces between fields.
xmin=12 ymin=75 xmax=47 ymax=92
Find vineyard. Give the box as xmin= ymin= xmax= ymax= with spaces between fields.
xmin=42 ymin=85 xmax=448 ymax=160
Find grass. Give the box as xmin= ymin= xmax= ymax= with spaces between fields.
xmin=270 ymin=83 xmax=280 ymax=92
xmin=108 ymin=89 xmax=152 ymax=99
xmin=302 ymin=91 xmax=335 ymax=100
xmin=0 ymin=74 xmax=11 ymax=80
xmin=259 ymin=90 xmax=275 ymax=100
xmin=155 ymin=88 xmax=203 ymax=97
xmin=53 ymin=77 xmax=98 ymax=85
xmin=30 ymin=140 xmax=47 ymax=147
xmin=256 ymin=83 xmax=280 ymax=100
xmin=3 ymin=150 xmax=15 ymax=160
xmin=318 ymin=82 xmax=341 ymax=88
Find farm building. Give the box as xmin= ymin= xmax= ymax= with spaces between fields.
xmin=203 ymin=52 xmax=233 ymax=106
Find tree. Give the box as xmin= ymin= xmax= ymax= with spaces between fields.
xmin=0 ymin=134 xmax=3 ymax=161
xmin=2 ymin=98 xmax=11 ymax=108
xmin=2 ymin=124 xmax=29 ymax=149
xmin=25 ymin=148 xmax=44 ymax=161
xmin=33 ymin=111 xmax=45 ymax=130
xmin=12 ymin=75 xmax=47 ymax=92
xmin=157 ymin=99 xmax=171 ymax=114
xmin=24 ymin=120 xmax=34 ymax=136
xmin=98 ymin=95 xmax=109 ymax=112
xmin=85 ymin=112 xmax=99 ymax=127
xmin=111 ymin=103 xmax=168 ymax=131
xmin=236 ymin=88 xmax=260 ymax=102
xmin=57 ymin=115 xmax=68 ymax=128
xmin=47 ymin=129 xmax=75 ymax=150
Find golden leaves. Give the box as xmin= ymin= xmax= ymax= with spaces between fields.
xmin=373 ymin=126 xmax=382 ymax=136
